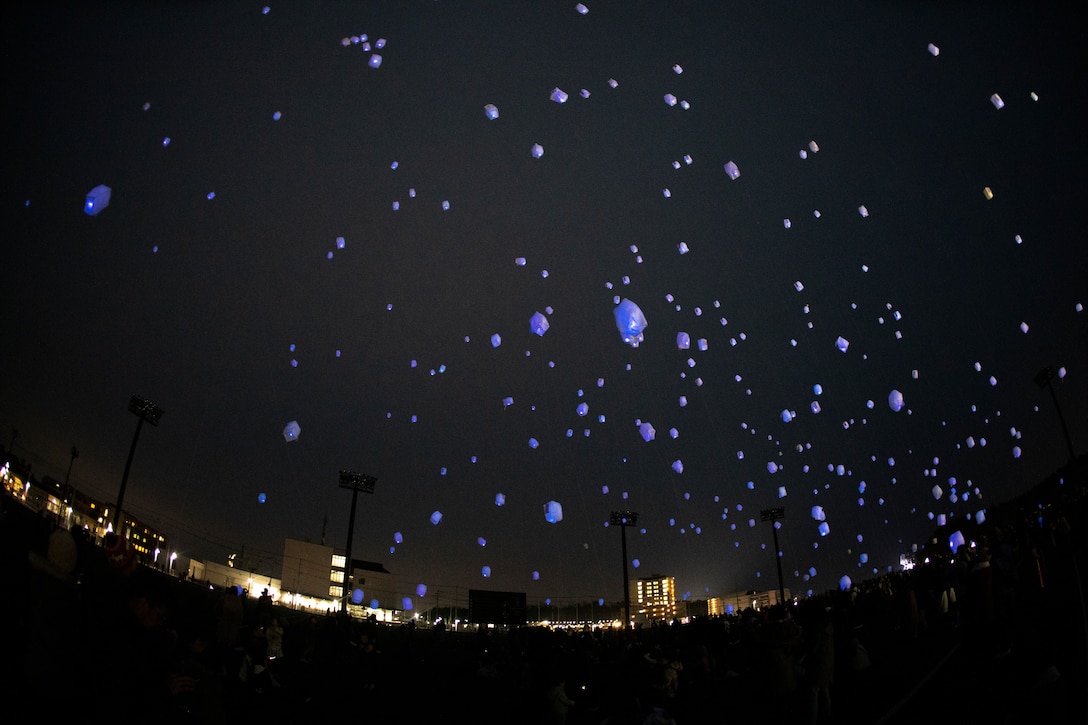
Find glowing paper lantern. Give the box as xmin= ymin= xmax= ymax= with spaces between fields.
xmin=544 ymin=500 xmax=563 ymax=523
xmin=484 ymin=103 xmax=499 ymax=120
xmin=257 ymin=493 xmax=266 ymax=503
xmin=724 ymin=161 xmax=740 ymax=179
xmin=949 ymin=530 xmax=965 ymax=553
xmin=282 ymin=421 xmax=301 ymax=442
xmin=530 ymin=311 xmax=550 ymax=335
xmin=84 ymin=185 xmax=112 ymax=216
xmin=550 ymin=87 xmax=568 ymax=103
xmin=839 ymin=575 xmax=852 ymax=591
xmin=639 ymin=422 xmax=656 ymax=442
xmin=677 ymin=332 xmax=690 ymax=349
xmin=613 ymin=298 xmax=648 ymax=347
xmin=888 ymin=389 xmax=905 ymax=412
xmin=351 ymin=588 xmax=365 ymax=604
xmin=430 ymin=511 xmax=443 ymax=525
xmin=416 ymin=584 xmax=427 ymax=597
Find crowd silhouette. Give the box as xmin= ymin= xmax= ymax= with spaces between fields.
xmin=2 ymin=455 xmax=1085 ymax=723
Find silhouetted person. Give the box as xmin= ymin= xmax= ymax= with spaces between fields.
xmin=256 ymin=587 xmax=273 ymax=629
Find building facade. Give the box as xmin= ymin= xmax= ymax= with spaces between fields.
xmin=631 ymin=575 xmax=677 ymax=623
xmin=280 ymin=537 xmax=400 ymax=614
xmin=709 ymin=587 xmax=792 ymax=615
xmin=2 ymin=464 xmax=170 ymax=570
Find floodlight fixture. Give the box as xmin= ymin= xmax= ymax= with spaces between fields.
xmin=113 ymin=395 xmax=164 ymax=529
xmin=610 ymin=510 xmax=639 ymax=628
xmin=340 ymin=470 xmax=378 ymax=614
xmin=1034 ymin=366 xmax=1075 ymax=462
xmin=760 ymin=507 xmax=786 ymax=605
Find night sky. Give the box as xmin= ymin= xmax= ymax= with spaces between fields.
xmin=4 ymin=1 xmax=1085 ymax=607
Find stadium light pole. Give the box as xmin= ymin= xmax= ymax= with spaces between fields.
xmin=610 ymin=510 xmax=638 ymax=629
xmin=339 ymin=470 xmax=377 ymax=614
xmin=63 ymin=445 xmax=79 ymax=501
xmin=113 ymin=395 xmax=164 ymax=531
xmin=760 ymin=507 xmax=787 ymax=606
xmin=1034 ymin=365 xmax=1076 ymax=462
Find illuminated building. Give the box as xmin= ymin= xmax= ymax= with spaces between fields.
xmin=632 ymin=575 xmax=677 ymax=623
xmin=4 ymin=466 xmax=166 ymax=566
xmin=280 ymin=538 xmax=400 ymax=618
xmin=709 ymin=588 xmax=792 ymax=615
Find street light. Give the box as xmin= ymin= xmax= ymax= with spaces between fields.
xmin=113 ymin=395 xmax=164 ymax=530
xmin=760 ymin=507 xmax=787 ymax=606
xmin=610 ymin=510 xmax=638 ymax=629
xmin=1034 ymin=365 xmax=1076 ymax=462
xmin=339 ymin=470 xmax=377 ymax=614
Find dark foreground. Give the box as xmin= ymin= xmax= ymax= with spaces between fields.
xmin=3 ymin=476 xmax=1086 ymax=724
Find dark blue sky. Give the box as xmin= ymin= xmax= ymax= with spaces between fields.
xmin=4 ymin=0 xmax=1085 ymax=607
